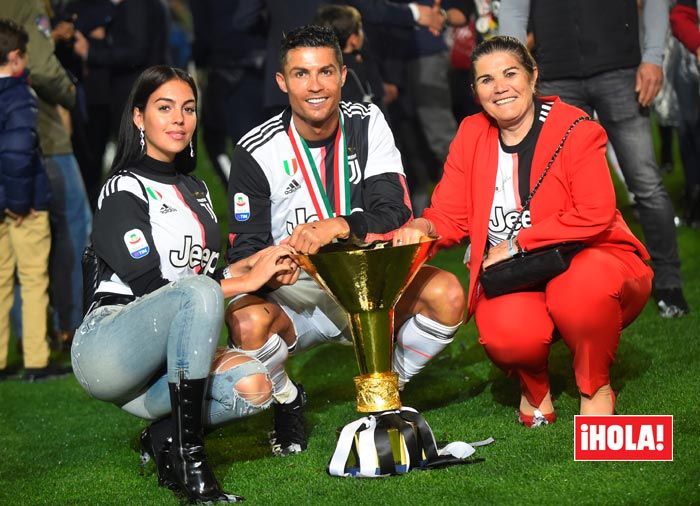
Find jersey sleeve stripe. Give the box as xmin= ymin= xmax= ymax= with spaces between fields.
xmin=240 ymin=119 xmax=284 ymax=150
xmin=238 ymin=114 xmax=284 ymax=146
xmin=246 ymin=124 xmax=286 ymax=154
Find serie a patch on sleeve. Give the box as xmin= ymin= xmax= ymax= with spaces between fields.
xmin=233 ymin=193 xmax=251 ymax=221
xmin=123 ymin=229 xmax=150 ymax=259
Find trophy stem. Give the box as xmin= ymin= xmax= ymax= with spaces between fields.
xmin=348 ymin=309 xmax=394 ymax=374
xmin=348 ymin=309 xmax=401 ymax=413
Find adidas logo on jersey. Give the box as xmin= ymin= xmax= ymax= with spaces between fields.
xmin=160 ymin=203 xmax=177 ymax=214
xmin=284 ymin=180 xmax=301 ymax=195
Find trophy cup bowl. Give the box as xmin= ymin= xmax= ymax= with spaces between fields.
xmin=294 ymin=239 xmax=435 ymax=413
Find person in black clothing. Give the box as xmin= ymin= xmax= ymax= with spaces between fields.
xmin=71 ymin=65 xmax=298 ymax=503
xmin=52 ymin=0 xmax=114 ymax=209
xmin=189 ymin=0 xmax=267 ymax=184
xmin=72 ymin=0 xmax=169 ymax=203
xmin=313 ymin=5 xmax=385 ymax=108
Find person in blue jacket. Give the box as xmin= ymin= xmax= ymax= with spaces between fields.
xmin=0 ymin=19 xmax=53 ymax=380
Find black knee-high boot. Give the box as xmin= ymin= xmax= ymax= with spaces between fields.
xmin=168 ymin=376 xmax=242 ymax=503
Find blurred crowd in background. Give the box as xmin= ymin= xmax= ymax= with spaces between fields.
xmin=1 ymin=0 xmax=699 ymax=377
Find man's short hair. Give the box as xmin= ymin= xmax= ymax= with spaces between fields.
xmin=279 ymin=24 xmax=343 ymax=71
xmin=0 ymin=19 xmax=28 ymax=66
xmin=312 ymin=5 xmax=362 ymax=50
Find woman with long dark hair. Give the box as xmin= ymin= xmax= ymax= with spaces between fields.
xmin=71 ymin=66 xmax=296 ymax=502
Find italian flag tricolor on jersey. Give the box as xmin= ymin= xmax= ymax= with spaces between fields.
xmin=287 ymin=113 xmax=351 ymax=220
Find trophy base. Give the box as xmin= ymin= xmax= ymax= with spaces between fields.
xmin=353 ymin=372 xmax=401 ymax=413
xmin=328 ymin=407 xmax=490 ymax=478
xmin=343 ymin=423 xmax=420 ymax=474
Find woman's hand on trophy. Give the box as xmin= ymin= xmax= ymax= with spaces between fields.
xmin=220 ymin=245 xmax=299 ymax=296
xmin=287 ymin=217 xmax=350 ymax=254
xmin=392 ymin=218 xmax=436 ymax=247
xmin=242 ymin=245 xmax=299 ymax=292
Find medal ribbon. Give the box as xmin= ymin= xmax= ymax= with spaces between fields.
xmin=287 ymin=113 xmax=350 ymax=220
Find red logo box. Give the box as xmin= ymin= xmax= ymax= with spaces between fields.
xmin=574 ymin=415 xmax=673 ymax=461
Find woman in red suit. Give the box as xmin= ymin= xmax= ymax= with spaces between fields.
xmin=394 ymin=36 xmax=653 ymax=426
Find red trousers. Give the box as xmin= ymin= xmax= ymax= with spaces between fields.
xmin=475 ymin=246 xmax=653 ymax=407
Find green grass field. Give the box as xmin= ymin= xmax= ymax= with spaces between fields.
xmin=0 ymin=133 xmax=698 ymax=505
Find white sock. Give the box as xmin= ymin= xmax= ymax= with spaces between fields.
xmin=240 ymin=334 xmax=298 ymax=404
xmin=393 ymin=314 xmax=460 ymax=389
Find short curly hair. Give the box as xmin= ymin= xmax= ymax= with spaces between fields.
xmin=278 ymin=24 xmax=343 ymax=71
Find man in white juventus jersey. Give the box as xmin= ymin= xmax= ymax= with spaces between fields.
xmin=225 ymin=26 xmax=466 ymax=457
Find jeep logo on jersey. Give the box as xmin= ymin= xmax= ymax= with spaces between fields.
xmin=170 ymin=235 xmax=219 ymax=274
xmin=234 ymin=193 xmax=251 ymax=221
xmin=123 ymin=229 xmax=150 ymax=259
xmin=283 ymin=158 xmax=298 ymax=176
xmin=286 ymin=207 xmax=319 ymax=235
xmin=489 ymin=207 xmax=531 ymax=233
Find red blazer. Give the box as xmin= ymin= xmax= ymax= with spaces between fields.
xmin=423 ymin=97 xmax=650 ymax=315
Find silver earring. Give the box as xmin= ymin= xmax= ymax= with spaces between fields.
xmin=139 ymin=127 xmax=145 ymax=152
xmin=189 ymin=140 xmax=194 ymax=158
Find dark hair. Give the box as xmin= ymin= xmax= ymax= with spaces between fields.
xmin=312 ymin=5 xmax=362 ymax=49
xmin=109 ymin=65 xmax=198 ymax=176
xmin=278 ymin=24 xmax=343 ymax=71
xmin=470 ymin=35 xmax=537 ymax=86
xmin=0 ymin=19 xmax=28 ymax=65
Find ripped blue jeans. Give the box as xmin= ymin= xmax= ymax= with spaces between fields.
xmin=71 ymin=276 xmax=271 ymax=426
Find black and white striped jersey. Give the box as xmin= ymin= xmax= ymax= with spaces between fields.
xmin=92 ymin=156 xmax=221 ymax=298
xmin=488 ymin=98 xmax=551 ymax=245
xmin=226 ymin=102 xmax=412 ymax=263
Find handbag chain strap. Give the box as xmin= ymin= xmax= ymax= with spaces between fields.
xmin=506 ymin=115 xmax=590 ymax=240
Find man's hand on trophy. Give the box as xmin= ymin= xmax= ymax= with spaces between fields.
xmin=287 ymin=217 xmax=350 ymax=254
xmin=392 ymin=218 xmax=437 ymax=246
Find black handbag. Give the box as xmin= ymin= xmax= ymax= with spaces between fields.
xmin=479 ymin=116 xmax=589 ymax=299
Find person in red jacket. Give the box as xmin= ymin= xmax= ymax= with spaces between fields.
xmin=394 ymin=36 xmax=653 ymax=426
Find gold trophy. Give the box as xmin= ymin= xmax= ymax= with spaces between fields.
xmin=295 ymin=238 xmax=467 ymax=477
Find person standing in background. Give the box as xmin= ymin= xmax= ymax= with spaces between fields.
xmin=1 ymin=0 xmax=93 ymax=358
xmin=189 ymin=0 xmax=267 ymax=185
xmin=499 ymin=0 xmax=690 ymax=318
xmin=670 ymin=0 xmax=700 ymax=226
xmin=72 ymin=0 xmax=169 ymax=199
xmin=0 ymin=19 xmax=55 ymax=380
